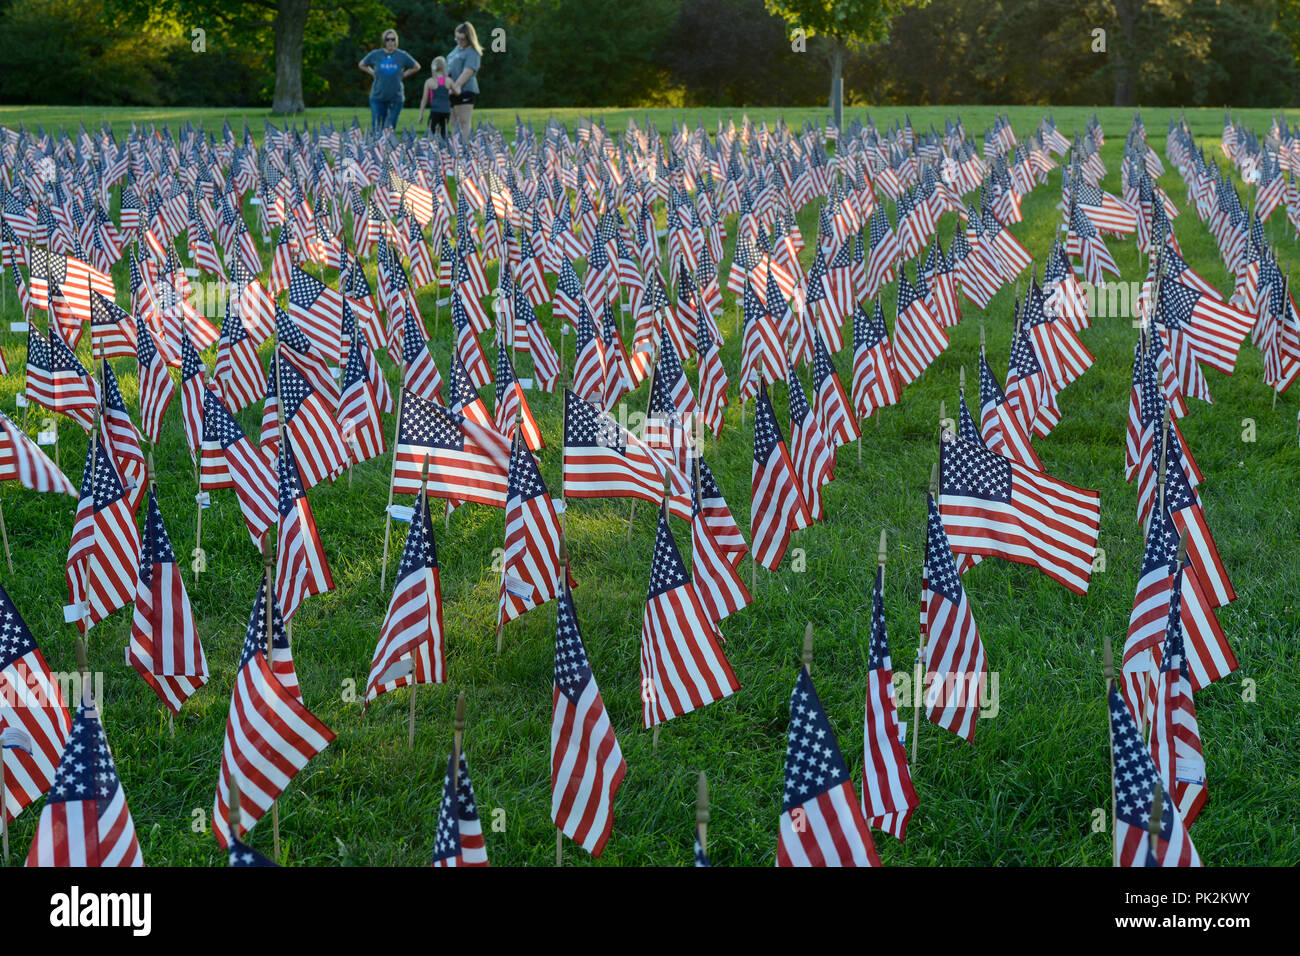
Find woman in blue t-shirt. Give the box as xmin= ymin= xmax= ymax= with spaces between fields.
xmin=358 ymin=29 xmax=421 ymax=132
xmin=446 ymin=22 xmax=483 ymax=141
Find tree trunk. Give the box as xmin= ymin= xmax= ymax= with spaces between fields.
xmin=272 ymin=0 xmax=310 ymax=114
xmin=828 ymin=39 xmax=845 ymax=131
xmin=1112 ymin=0 xmax=1139 ymax=107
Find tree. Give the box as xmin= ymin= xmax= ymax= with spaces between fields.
xmin=763 ymin=0 xmax=926 ymax=129
xmin=108 ymin=0 xmax=387 ymax=113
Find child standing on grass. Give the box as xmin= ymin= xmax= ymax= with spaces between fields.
xmin=418 ymin=58 xmax=452 ymax=139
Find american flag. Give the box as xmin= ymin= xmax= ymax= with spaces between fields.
xmin=751 ymin=381 xmax=811 ymax=571
xmin=493 ymin=342 xmax=543 ymax=452
xmin=1162 ymin=425 xmax=1234 ymax=609
xmin=179 ymin=328 xmax=206 ymax=462
xmin=267 ymin=351 xmax=349 ymax=490
xmin=88 ymin=290 xmax=137 ymax=360
xmin=571 ymin=299 xmax=610 ymax=408
xmin=229 ymin=834 xmax=277 ymax=867
xmin=200 ymin=387 xmax=278 ymax=546
xmin=430 ymin=750 xmax=488 ymax=866
xmin=66 ymin=436 xmax=141 ymax=633
xmin=338 ymin=330 xmax=386 ymax=466
xmin=812 ymin=332 xmax=858 ymax=447
xmin=275 ymin=435 xmax=334 ymax=623
xmin=286 ymin=264 xmax=345 ymax=359
xmin=129 ymin=489 xmax=208 ymax=715
xmin=563 ymin=389 xmax=689 ymax=518
xmin=694 ymin=452 xmax=747 ymax=565
xmin=862 ymin=564 xmax=919 ymax=840
xmin=451 ymin=288 xmax=493 ymax=389
xmin=99 ymin=360 xmax=147 ymax=515
xmin=777 ymin=665 xmax=881 ymax=867
xmin=366 ymin=487 xmax=444 ymax=704
xmin=1149 ymin=564 xmax=1208 ymax=827
xmin=689 ymin=456 xmax=752 ymax=624
xmin=1023 ymin=278 xmax=1093 ymax=391
xmin=400 ymin=308 xmax=445 ymax=404
xmin=1156 ymin=276 xmax=1252 ymax=378
xmin=1005 ymin=322 xmax=1060 ymax=440
xmin=268 ymin=215 xmax=297 ymax=296
xmin=892 ymin=265 xmax=948 ymax=386
xmin=640 ymin=505 xmax=739 ymax=728
xmin=25 ymin=694 xmax=142 ymax=867
xmin=498 ymin=433 xmax=564 ymax=626
xmin=851 ymin=301 xmax=902 ymax=420
xmin=1108 ymin=683 xmax=1200 ymax=866
xmin=978 ymin=350 xmax=1041 ymax=470
xmin=0 ymin=584 xmax=71 ymax=827
xmin=0 ymin=408 xmax=75 ymax=495
xmin=786 ymin=361 xmax=834 ymax=522
xmin=939 ymin=429 xmax=1100 ymax=595
xmin=922 ymin=494 xmax=986 ymax=741
xmin=212 ymin=578 xmax=335 ymax=849
xmin=552 ymin=578 xmax=626 ymax=857
xmin=390 ymin=389 xmax=511 ymax=506
xmin=514 ymin=277 xmax=559 ymax=392
xmin=215 ymin=295 xmax=267 ymax=412
xmin=864 ymin=205 xmax=900 ymax=299
xmin=136 ymin=313 xmax=175 ymax=444
xmin=26 ymin=247 xmax=113 ymax=324
xmin=25 ymin=323 xmax=97 ymax=431
xmin=695 ymin=306 xmax=730 ymax=438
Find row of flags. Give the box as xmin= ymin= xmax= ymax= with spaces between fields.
xmin=0 ymin=104 xmax=1275 ymax=866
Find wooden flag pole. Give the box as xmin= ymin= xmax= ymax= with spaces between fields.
xmin=380 ymin=373 xmax=408 ymax=592
xmin=260 ymin=535 xmax=281 ymax=861
xmin=555 ymin=526 xmax=570 ymax=867
xmin=0 ymin=495 xmax=13 ymax=575
xmin=696 ymin=770 xmax=709 ymax=861
xmin=1104 ymin=633 xmax=1117 ymax=867
xmin=627 ymin=335 xmax=661 ymax=543
xmin=496 ymin=414 xmax=524 ymax=656
xmin=409 ymin=457 xmax=431 ymax=747
xmin=451 ymin=690 xmax=467 ymax=800
xmin=801 ymin=620 xmax=814 ymax=673
xmin=915 ymin=462 xmax=938 ymax=765
xmin=0 ymin=727 xmax=7 ymax=864
xmin=229 ymin=773 xmax=243 ymax=850
xmin=1147 ymin=779 xmax=1163 ymax=863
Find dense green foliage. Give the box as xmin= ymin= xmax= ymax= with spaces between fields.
xmin=1 ymin=0 xmax=1298 ymax=109
xmin=0 ymin=104 xmax=1295 ymax=866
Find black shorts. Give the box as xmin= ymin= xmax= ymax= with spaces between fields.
xmin=449 ymin=91 xmax=477 ymax=107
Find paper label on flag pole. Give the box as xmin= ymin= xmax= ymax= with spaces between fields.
xmin=518 ymin=377 xmax=534 ymax=390
xmin=551 ymin=498 xmax=566 ymax=514
xmin=560 ymin=325 xmax=570 ymax=336
xmin=10 ymin=321 xmax=28 ymax=332
xmin=387 ymin=504 xmax=415 ymax=522
xmin=184 ymin=268 xmax=200 ymax=278
xmin=250 ymin=197 xmax=262 ymax=206
xmin=63 ymin=601 xmax=89 ymax=623
xmin=636 ymin=342 xmax=654 ymax=353
xmin=898 ymin=721 xmax=908 ymax=747
xmin=1 ymin=727 xmax=33 ymax=754
xmin=502 ymin=572 xmax=533 ymax=599
xmin=196 ymin=491 xmax=211 ymax=508
xmin=37 ymin=430 xmax=56 ymax=445
xmin=437 ymin=297 xmax=450 ymax=307
xmin=14 ymin=392 xmax=27 ymax=408
xmin=621 ymin=302 xmax=631 ymax=312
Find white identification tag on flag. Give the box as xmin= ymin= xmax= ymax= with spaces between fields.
xmin=37 ymin=430 xmax=56 ymax=446
xmin=387 ymin=504 xmax=415 ymax=523
xmin=196 ymin=491 xmax=211 ymax=508
xmin=898 ymin=721 xmax=908 ymax=747
xmin=636 ymin=342 xmax=654 ymax=354
xmin=376 ymin=658 xmax=414 ymax=685
xmin=14 ymin=392 xmax=27 ymax=408
xmin=620 ymin=302 xmax=631 ymax=312
xmin=560 ymin=325 xmax=570 ymax=336
xmin=250 ymin=197 xmax=262 ymax=205
xmin=125 ymin=646 xmax=133 ymax=666
xmin=184 ymin=267 xmax=200 ymax=278
xmin=518 ymin=377 xmax=534 ymax=390
xmin=551 ymin=497 xmax=566 ymax=514
xmin=331 ymin=366 xmax=341 ymax=379
xmin=0 ymin=727 xmax=33 ymax=754
xmin=63 ymin=601 xmax=88 ymax=624
xmin=10 ymin=321 xmax=28 ymax=333
xmin=437 ymin=297 xmax=450 ymax=307
xmin=502 ymin=572 xmax=533 ymax=599
xmin=655 ymin=228 xmax=667 ymax=238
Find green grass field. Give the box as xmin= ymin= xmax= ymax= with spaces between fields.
xmin=0 ymin=104 xmax=1296 ymax=867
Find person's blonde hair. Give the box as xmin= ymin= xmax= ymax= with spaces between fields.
xmin=431 ymin=56 xmax=447 ymax=76
xmin=456 ymin=22 xmax=483 ymax=56
xmin=382 ymin=29 xmax=398 ymax=43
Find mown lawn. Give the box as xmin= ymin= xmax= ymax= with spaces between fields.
xmin=0 ymin=104 xmax=1296 ymax=866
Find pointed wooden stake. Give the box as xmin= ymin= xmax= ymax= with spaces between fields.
xmin=801 ymin=621 xmax=814 ymax=673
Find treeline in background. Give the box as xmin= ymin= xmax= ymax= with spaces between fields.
xmin=1 ymin=0 xmax=1298 ymax=110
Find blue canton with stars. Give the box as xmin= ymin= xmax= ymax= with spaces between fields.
xmin=554 ymin=582 xmax=594 ymax=705
xmin=47 ymin=699 xmax=122 ymax=812
xmin=397 ymin=390 xmax=463 ymax=453
xmin=238 ymin=578 xmax=290 ymax=672
xmin=924 ymin=494 xmax=964 ymax=605
xmin=647 ymin=507 xmax=691 ymax=601
xmin=430 ymin=751 xmax=480 ymax=864
xmin=752 ymin=382 xmax=785 ymax=465
xmin=782 ymin=667 xmax=851 ymax=813
xmin=940 ymin=428 xmax=1012 ymax=504
xmin=868 ymin=565 xmax=892 ymax=672
xmin=1109 ymin=683 xmax=1175 ymax=840
xmin=0 ymin=582 xmax=37 ymax=671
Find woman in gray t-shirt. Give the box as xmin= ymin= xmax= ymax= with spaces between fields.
xmin=446 ymin=22 xmax=483 ymax=141
xmin=358 ymin=29 xmax=421 ymax=131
